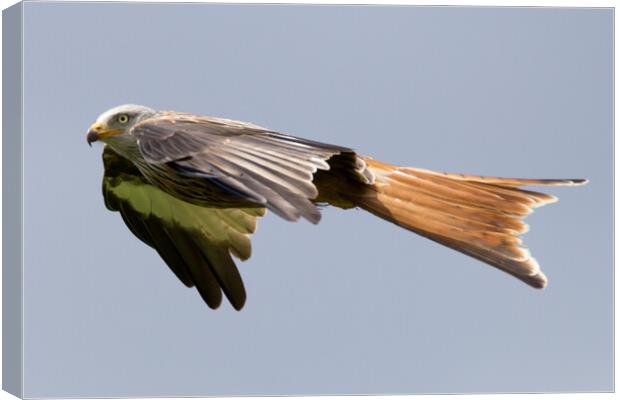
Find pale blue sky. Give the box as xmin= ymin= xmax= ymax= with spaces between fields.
xmin=20 ymin=3 xmax=612 ymax=397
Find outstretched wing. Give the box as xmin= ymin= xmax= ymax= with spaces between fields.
xmin=129 ymin=113 xmax=355 ymax=223
xmin=101 ymin=146 xmax=265 ymax=310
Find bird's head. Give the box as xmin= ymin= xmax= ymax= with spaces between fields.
xmin=86 ymin=104 xmax=155 ymax=146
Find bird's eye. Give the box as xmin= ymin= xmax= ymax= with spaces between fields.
xmin=117 ymin=114 xmax=129 ymax=124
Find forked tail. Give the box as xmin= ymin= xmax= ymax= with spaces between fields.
xmin=349 ymin=158 xmax=587 ymax=288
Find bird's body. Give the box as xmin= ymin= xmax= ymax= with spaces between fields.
xmin=88 ymin=104 xmax=587 ymax=310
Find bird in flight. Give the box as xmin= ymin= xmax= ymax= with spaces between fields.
xmin=87 ymin=104 xmax=587 ymax=310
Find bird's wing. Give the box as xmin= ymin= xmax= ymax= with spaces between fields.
xmin=101 ymin=146 xmax=265 ymax=310
xmin=130 ymin=113 xmax=353 ymax=223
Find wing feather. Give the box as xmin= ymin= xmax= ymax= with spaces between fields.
xmin=129 ymin=114 xmax=350 ymax=223
xmin=143 ymin=216 xmax=195 ymax=287
xmin=101 ymin=146 xmax=263 ymax=310
xmin=166 ymin=228 xmax=223 ymax=309
xmin=219 ymin=147 xmax=318 ymax=195
xmin=205 ymin=152 xmax=321 ymax=222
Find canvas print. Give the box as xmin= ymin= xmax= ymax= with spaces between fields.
xmin=3 ymin=2 xmax=613 ymax=398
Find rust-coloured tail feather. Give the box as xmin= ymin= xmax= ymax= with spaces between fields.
xmin=349 ymin=157 xmax=586 ymax=288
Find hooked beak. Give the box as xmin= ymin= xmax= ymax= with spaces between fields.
xmin=86 ymin=124 xmax=100 ymax=147
xmin=86 ymin=122 xmax=122 ymax=147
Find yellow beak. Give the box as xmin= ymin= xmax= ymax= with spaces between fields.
xmin=86 ymin=122 xmax=123 ymax=146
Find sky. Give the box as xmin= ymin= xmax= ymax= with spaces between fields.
xmin=17 ymin=3 xmax=613 ymax=397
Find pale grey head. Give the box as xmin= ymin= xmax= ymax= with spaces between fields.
xmin=86 ymin=104 xmax=157 ymax=160
xmin=86 ymin=104 xmax=156 ymax=146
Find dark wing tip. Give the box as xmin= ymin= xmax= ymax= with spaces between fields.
xmin=201 ymin=291 xmax=224 ymax=310
xmin=231 ymin=297 xmax=246 ymax=311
